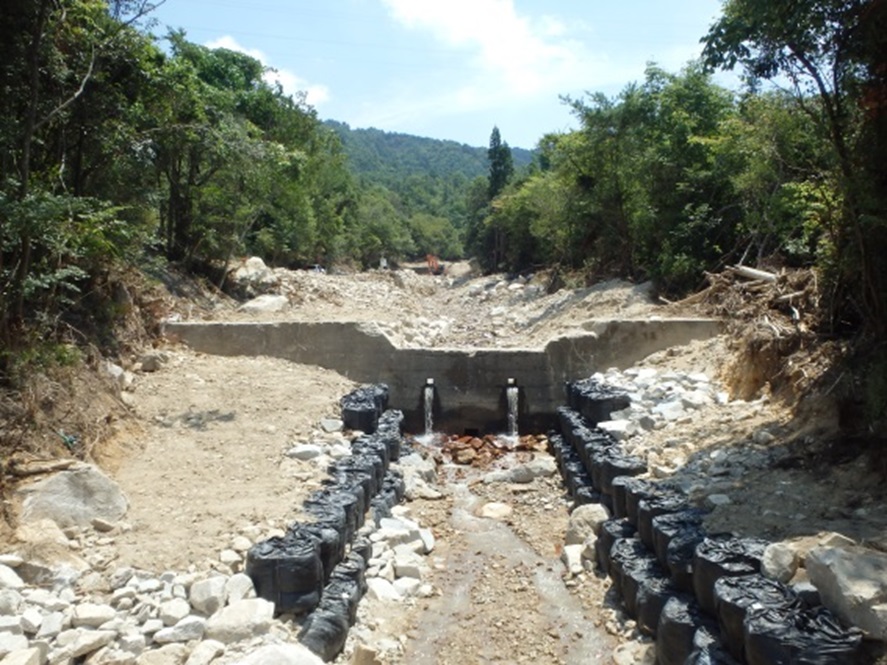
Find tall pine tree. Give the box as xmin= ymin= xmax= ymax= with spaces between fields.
xmin=487 ymin=126 xmax=514 ymax=200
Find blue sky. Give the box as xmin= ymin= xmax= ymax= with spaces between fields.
xmin=147 ymin=0 xmax=730 ymax=149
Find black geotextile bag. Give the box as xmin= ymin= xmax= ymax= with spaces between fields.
xmin=547 ymin=433 xmax=571 ymax=470
xmin=329 ymin=458 xmax=378 ymax=503
xmin=327 ymin=551 xmax=368 ymax=624
xmin=608 ymin=537 xmax=648 ymax=601
xmin=301 ymin=521 xmax=346 ymax=585
xmin=567 ymin=378 xmax=631 ymax=424
xmin=743 ymin=603 xmax=864 ymax=665
xmin=637 ymin=493 xmax=688 ymax=550
xmin=693 ymin=536 xmax=769 ymax=614
xmin=574 ymin=428 xmax=617 ymax=470
xmin=246 ymin=531 xmax=323 ymax=616
xmin=667 ymin=527 xmax=707 ymax=592
xmin=599 ymin=452 xmax=647 ymax=496
xmin=621 ymin=478 xmax=662 ymax=526
xmin=612 ymin=476 xmax=654 ymax=521
xmin=376 ymin=409 xmax=403 ymax=461
xmin=620 ymin=554 xmax=668 ymax=620
xmin=656 ymin=594 xmax=719 ymax=665
xmin=635 ymin=569 xmax=679 ymax=637
xmin=351 ymin=435 xmax=390 ymax=469
xmin=573 ymin=485 xmax=602 ymax=508
xmin=686 ymin=625 xmax=741 ymax=665
xmin=340 ymin=383 xmax=389 ymax=433
xmin=652 ymin=509 xmax=707 ymax=568
xmin=351 ymin=535 xmax=373 ymax=565
xmin=713 ymin=574 xmax=798 ymax=662
xmin=299 ymin=604 xmax=350 ymax=662
xmin=596 ymin=518 xmax=637 ymax=573
xmin=305 ymin=486 xmax=364 ymax=541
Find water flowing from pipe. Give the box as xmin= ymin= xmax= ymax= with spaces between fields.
xmin=424 ymin=379 xmax=435 ymax=436
xmin=506 ymin=379 xmax=519 ymax=438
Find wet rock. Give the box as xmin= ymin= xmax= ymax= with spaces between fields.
xmin=19 ymin=465 xmax=128 ymax=529
xmin=806 ymin=545 xmax=887 ymax=640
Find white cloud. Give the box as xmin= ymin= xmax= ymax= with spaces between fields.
xmin=204 ymin=36 xmax=331 ymax=107
xmin=379 ymin=0 xmax=620 ymax=101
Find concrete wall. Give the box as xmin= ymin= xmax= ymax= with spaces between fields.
xmin=165 ymin=318 xmax=722 ymax=434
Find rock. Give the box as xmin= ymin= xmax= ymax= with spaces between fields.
xmin=224 ymin=574 xmax=254 ymax=604
xmin=183 ymin=640 xmax=224 ymax=665
xmin=0 ymin=567 xmax=23 ymax=591
xmin=752 ymin=428 xmax=776 ymax=445
xmin=561 ymin=544 xmax=584 ymax=576
xmin=0 ymin=634 xmax=28 ymax=659
xmin=477 ymin=502 xmax=512 ymax=520
xmin=482 ymin=457 xmax=556 ymax=484
xmin=762 ymin=542 xmax=799 ymax=584
xmin=219 ymin=550 xmax=240 ymax=566
xmin=230 ymin=644 xmax=323 ymax=665
xmin=159 ymin=598 xmax=192 ymax=627
xmin=0 ymin=617 xmax=21 ymax=634
xmin=69 ymin=629 xmax=117 ymax=658
xmin=0 ymin=557 xmax=23 ymax=569
xmin=35 ymin=612 xmax=64 ymax=639
xmin=0 ymin=590 xmax=22 ymax=616
xmin=705 ymin=494 xmax=732 ymax=508
xmin=19 ymin=608 xmax=42 ymax=635
xmin=597 ymin=419 xmax=634 ymax=441
xmin=91 ymin=518 xmax=117 ymax=533
xmin=319 ymin=419 xmax=343 ymax=433
xmin=0 ymin=648 xmax=42 ymax=665
xmin=393 ymin=550 xmax=424 ymax=580
xmin=418 ymin=528 xmax=435 ymax=554
xmin=806 ymin=545 xmax=887 ymax=640
xmin=351 ymin=644 xmax=382 ymax=665
xmin=393 ymin=577 xmax=422 ymax=598
xmin=238 ymin=295 xmax=288 ymax=313
xmin=153 ymin=616 xmax=206 ymax=645
xmin=138 ymin=352 xmax=167 ymax=373
xmin=19 ymin=464 xmax=128 ymax=529
xmin=204 ymin=599 xmax=274 ymax=644
xmin=612 ymin=641 xmax=655 ymax=665
xmin=285 ymin=444 xmax=323 ymax=461
xmin=565 ymin=504 xmax=610 ymax=545
xmin=189 ymin=577 xmax=227 ymax=616
xmin=135 ymin=644 xmax=189 ymax=665
xmin=72 ymin=603 xmax=117 ymax=628
xmin=366 ymin=579 xmax=401 ymax=602
xmin=230 ymin=537 xmax=252 ymax=553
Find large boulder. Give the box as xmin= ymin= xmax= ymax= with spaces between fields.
xmin=18 ymin=464 xmax=127 ymax=528
xmin=806 ymin=545 xmax=887 ymax=640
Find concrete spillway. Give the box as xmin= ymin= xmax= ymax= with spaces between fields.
xmin=165 ymin=318 xmax=722 ymax=433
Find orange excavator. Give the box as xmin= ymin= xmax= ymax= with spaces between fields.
xmin=426 ymin=254 xmax=445 ymax=275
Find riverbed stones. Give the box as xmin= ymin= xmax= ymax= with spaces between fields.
xmin=18 ymin=465 xmax=128 ymax=529
xmin=188 ymin=578 xmax=226 ymax=616
xmin=204 ymin=599 xmax=274 ymax=644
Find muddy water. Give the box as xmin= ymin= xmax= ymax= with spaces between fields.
xmin=403 ymin=465 xmax=615 ymax=664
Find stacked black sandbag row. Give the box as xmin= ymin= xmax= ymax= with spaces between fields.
xmin=340 ymin=383 xmax=390 ymax=433
xmin=566 ymin=378 xmax=631 ymax=425
xmin=245 ymin=395 xmax=408 ymax=662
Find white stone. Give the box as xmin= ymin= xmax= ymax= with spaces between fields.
xmin=218 ymin=550 xmax=240 ymax=566
xmin=0 ymin=567 xmax=24 ymax=591
xmin=477 ymin=502 xmax=512 ymax=520
xmin=393 ymin=552 xmax=424 ymax=580
xmin=118 ymin=632 xmax=146 ymax=656
xmin=72 ymin=603 xmax=116 ymax=628
xmin=807 ymin=545 xmax=887 ymax=640
xmin=0 ymin=591 xmax=22 ymax=616
xmin=561 ymin=544 xmax=584 ymax=576
xmin=230 ymin=537 xmax=252 ymax=553
xmin=183 ymin=640 xmax=224 ymax=665
xmin=612 ymin=641 xmax=655 ymax=665
xmin=189 ymin=577 xmax=227 ymax=616
xmin=140 ymin=619 xmax=164 ymax=636
xmin=366 ymin=578 xmax=401 ymax=602
xmin=18 ymin=465 xmax=128 ymax=529
xmin=565 ymin=504 xmax=610 ymax=545
xmin=152 ymin=616 xmax=206 ymax=645
xmin=35 ymin=612 xmax=64 ymax=640
xmin=418 ymin=528 xmax=435 ymax=554
xmin=238 ymin=295 xmax=288 ymax=313
xmin=0 ymin=634 xmax=28 ymax=659
xmin=319 ymin=419 xmax=343 ymax=433
xmin=482 ymin=457 xmax=556 ymax=484
xmin=285 ymin=444 xmax=323 ymax=461
xmin=761 ymin=542 xmax=800 ymax=584
xmin=224 ymin=574 xmax=254 ymax=605
xmin=69 ymin=630 xmax=117 ymax=658
xmin=392 ymin=577 xmax=421 ymax=598
xmin=134 ymin=643 xmax=189 ymax=665
xmin=159 ymin=598 xmax=191 ymax=627
xmin=204 ymin=599 xmax=274 ymax=644
xmin=0 ymin=648 xmax=42 ymax=665
xmin=231 ymin=644 xmax=323 ymax=665
xmin=597 ymin=419 xmax=634 ymax=441
xmin=19 ymin=608 xmax=42 ymax=635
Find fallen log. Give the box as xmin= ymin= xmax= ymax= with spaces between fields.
xmin=731 ymin=265 xmax=777 ymax=283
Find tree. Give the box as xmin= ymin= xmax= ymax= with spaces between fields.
xmin=487 ymin=126 xmax=514 ymax=200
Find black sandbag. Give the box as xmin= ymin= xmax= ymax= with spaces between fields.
xmin=714 ymin=574 xmax=797 ymax=662
xmin=351 ymin=535 xmax=373 ymax=565
xmin=573 ymin=485 xmax=601 ymax=507
xmin=667 ymin=527 xmax=707 ymax=592
xmin=612 ymin=476 xmax=650 ymax=520
xmin=302 ymin=499 xmax=348 ymax=540
xmin=622 ymin=478 xmax=661 ymax=526
xmin=619 ymin=552 xmax=665 ymax=619
xmin=596 ymin=518 xmax=637 ymax=573
xmin=332 ymin=550 xmax=368 ymax=596
xmin=637 ymin=493 xmax=688 ymax=550
xmin=687 ymin=625 xmax=741 ymax=665
xmin=547 ymin=433 xmax=571 ymax=470
xmin=743 ymin=603 xmax=863 ymax=665
xmin=575 ymin=429 xmax=617 ymax=469
xmin=299 ymin=605 xmax=350 ymax=662
xmin=588 ymin=448 xmax=609 ymax=492
xmin=301 ymin=521 xmax=346 ymax=584
xmin=322 ymin=576 xmax=361 ymax=625
xmin=351 ymin=435 xmax=390 ymax=469
xmin=246 ymin=531 xmax=323 ymax=616
xmin=567 ymin=378 xmax=631 ymax=424
xmin=353 ymin=452 xmax=386 ymax=490
xmin=656 ymin=594 xmax=718 ymax=665
xmin=340 ymin=383 xmax=389 ymax=434
xmin=377 ymin=409 xmax=403 ymax=461
xmin=329 ymin=458 xmax=377 ymax=502
xmin=369 ymin=495 xmax=393 ymax=525
xmin=693 ymin=536 xmax=768 ymax=615
xmin=608 ymin=537 xmax=648 ymax=600
xmin=382 ymin=470 xmax=406 ymax=503
xmin=652 ymin=509 xmax=707 ymax=568
xmin=635 ymin=570 xmax=679 ymax=637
